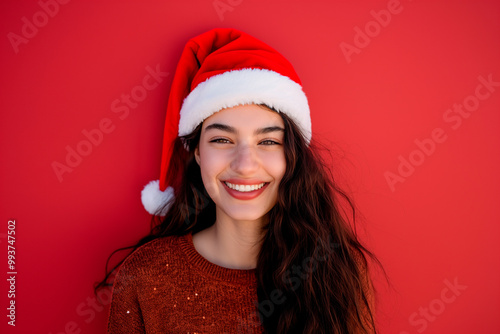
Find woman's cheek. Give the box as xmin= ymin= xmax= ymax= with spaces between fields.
xmin=199 ymin=150 xmax=226 ymax=194
xmin=262 ymin=151 xmax=286 ymax=178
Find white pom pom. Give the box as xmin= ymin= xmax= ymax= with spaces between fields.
xmin=141 ymin=180 xmax=174 ymax=215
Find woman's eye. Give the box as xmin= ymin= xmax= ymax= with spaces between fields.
xmin=259 ymin=140 xmax=280 ymax=145
xmin=210 ymin=138 xmax=231 ymax=144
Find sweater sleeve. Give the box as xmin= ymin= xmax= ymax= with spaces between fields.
xmin=107 ymin=257 xmax=146 ymax=334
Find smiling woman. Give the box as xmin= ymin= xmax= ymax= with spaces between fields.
xmin=196 ymin=105 xmax=285 ymax=222
xmin=192 ymin=104 xmax=286 ymax=270
xmin=96 ymin=28 xmax=381 ymax=333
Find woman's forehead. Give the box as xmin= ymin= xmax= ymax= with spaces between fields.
xmin=202 ymin=104 xmax=284 ymax=130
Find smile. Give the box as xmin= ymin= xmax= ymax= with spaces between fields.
xmin=222 ymin=180 xmax=270 ymax=200
xmin=224 ymin=181 xmax=265 ymax=192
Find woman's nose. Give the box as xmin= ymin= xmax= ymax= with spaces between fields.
xmin=230 ymin=144 xmax=259 ymax=175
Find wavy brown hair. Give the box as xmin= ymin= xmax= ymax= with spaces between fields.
xmin=96 ymin=105 xmax=381 ymax=333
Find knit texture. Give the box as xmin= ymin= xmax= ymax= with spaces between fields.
xmin=107 ymin=232 xmax=263 ymax=333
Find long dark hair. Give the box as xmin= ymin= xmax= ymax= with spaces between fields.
xmin=96 ymin=105 xmax=381 ymax=333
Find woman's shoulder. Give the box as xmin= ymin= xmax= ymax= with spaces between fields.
xmin=116 ymin=234 xmax=186 ymax=276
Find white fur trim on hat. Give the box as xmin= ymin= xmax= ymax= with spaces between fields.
xmin=178 ymin=68 xmax=311 ymax=143
xmin=141 ymin=180 xmax=174 ymax=215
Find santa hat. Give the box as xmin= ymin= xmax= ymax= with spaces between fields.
xmin=141 ymin=28 xmax=311 ymax=215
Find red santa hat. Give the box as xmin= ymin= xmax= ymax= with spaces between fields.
xmin=141 ymin=28 xmax=311 ymax=215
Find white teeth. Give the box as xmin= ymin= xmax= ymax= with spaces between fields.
xmin=224 ymin=182 xmax=265 ymax=192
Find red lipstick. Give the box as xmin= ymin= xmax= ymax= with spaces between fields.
xmin=221 ymin=179 xmax=269 ymax=200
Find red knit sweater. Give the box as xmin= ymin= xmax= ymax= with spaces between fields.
xmin=107 ymin=232 xmax=263 ymax=333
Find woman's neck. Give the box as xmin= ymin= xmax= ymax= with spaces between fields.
xmin=192 ymin=211 xmax=266 ymax=270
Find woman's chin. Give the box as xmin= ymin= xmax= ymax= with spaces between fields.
xmin=220 ymin=207 xmax=270 ymax=224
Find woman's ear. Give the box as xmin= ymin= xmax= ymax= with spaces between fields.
xmin=194 ymin=146 xmax=201 ymax=166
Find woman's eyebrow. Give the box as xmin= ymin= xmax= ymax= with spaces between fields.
xmin=205 ymin=123 xmax=284 ymax=135
xmin=205 ymin=123 xmax=236 ymax=133
xmin=254 ymin=126 xmax=285 ymax=135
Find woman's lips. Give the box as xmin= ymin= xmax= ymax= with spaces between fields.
xmin=221 ymin=180 xmax=269 ymax=200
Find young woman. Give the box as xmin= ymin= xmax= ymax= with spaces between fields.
xmin=97 ymin=28 xmax=380 ymax=333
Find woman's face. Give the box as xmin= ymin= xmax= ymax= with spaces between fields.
xmin=195 ymin=104 xmax=286 ymax=224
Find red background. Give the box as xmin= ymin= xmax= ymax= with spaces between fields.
xmin=1 ymin=0 xmax=499 ymax=333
